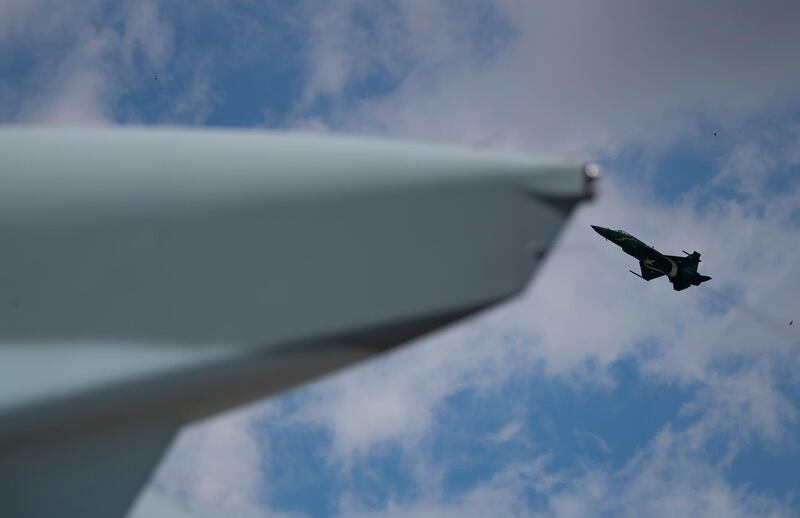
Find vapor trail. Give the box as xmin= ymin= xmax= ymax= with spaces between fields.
xmin=701 ymin=285 xmax=797 ymax=342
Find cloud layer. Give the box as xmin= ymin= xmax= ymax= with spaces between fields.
xmin=297 ymin=0 xmax=800 ymax=155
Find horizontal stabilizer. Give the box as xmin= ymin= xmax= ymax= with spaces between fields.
xmin=693 ymin=275 xmax=712 ymax=286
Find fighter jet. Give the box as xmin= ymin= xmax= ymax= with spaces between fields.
xmin=591 ymin=225 xmax=711 ymax=291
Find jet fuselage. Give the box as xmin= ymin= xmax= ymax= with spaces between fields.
xmin=591 ymin=225 xmax=711 ymax=291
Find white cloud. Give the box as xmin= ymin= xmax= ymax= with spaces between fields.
xmin=491 ymin=419 xmax=525 ymax=444
xmin=19 ymin=29 xmax=118 ymax=125
xmin=573 ymin=429 xmax=612 ymax=456
xmin=286 ymin=318 xmax=538 ymax=460
xmin=680 ymin=367 xmax=800 ymax=451
xmin=150 ymin=401 xmax=287 ymax=518
xmin=4 ymin=0 xmax=175 ymax=125
xmin=168 ymin=56 xmax=219 ymax=125
xmin=297 ymin=0 xmax=800 ymax=155
xmin=0 ymin=0 xmax=100 ymax=45
xmin=119 ymin=0 xmax=174 ymax=72
xmin=340 ymin=386 xmax=796 ymax=517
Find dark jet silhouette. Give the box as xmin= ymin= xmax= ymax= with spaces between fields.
xmin=592 ymin=225 xmax=711 ymax=291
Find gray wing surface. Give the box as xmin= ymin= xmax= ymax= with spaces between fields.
xmin=0 ymin=128 xmax=596 ymax=517
xmin=1 ymin=424 xmax=176 ymax=517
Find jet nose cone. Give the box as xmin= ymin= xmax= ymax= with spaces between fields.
xmin=591 ymin=225 xmax=611 ymax=238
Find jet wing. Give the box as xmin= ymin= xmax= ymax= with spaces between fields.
xmin=639 ymin=261 xmax=665 ymax=280
xmin=0 ymin=128 xmax=596 ymax=517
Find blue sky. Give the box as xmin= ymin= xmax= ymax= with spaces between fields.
xmin=3 ymin=1 xmax=800 ymax=517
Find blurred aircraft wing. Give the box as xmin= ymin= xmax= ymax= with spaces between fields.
xmin=0 ymin=127 xmax=596 ymax=517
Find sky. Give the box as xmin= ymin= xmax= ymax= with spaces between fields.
xmin=3 ymin=1 xmax=800 ymax=516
